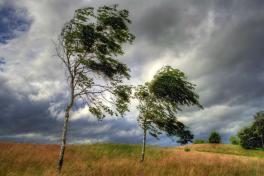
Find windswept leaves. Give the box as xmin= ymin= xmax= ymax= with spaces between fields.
xmin=113 ymin=85 xmax=133 ymax=117
xmin=103 ymin=16 xmax=128 ymax=30
xmin=82 ymin=25 xmax=96 ymax=52
xmin=56 ymin=4 xmax=135 ymax=120
xmin=149 ymin=65 xmax=204 ymax=110
xmin=133 ymin=65 xmax=203 ymax=146
xmin=85 ymin=55 xmax=131 ymax=81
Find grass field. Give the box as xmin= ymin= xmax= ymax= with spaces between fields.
xmin=1 ymin=141 xmax=264 ymax=176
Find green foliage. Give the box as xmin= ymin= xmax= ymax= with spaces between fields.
xmin=229 ymin=136 xmax=240 ymax=145
xmin=55 ymin=4 xmax=136 ymax=120
xmin=154 ymin=118 xmax=194 ymax=146
xmin=193 ymin=139 xmax=205 ymax=144
xmin=81 ymin=24 xmax=96 ymax=52
xmin=148 ymin=65 xmax=204 ymax=110
xmin=208 ymin=132 xmax=222 ymax=144
xmin=85 ymin=55 xmax=130 ymax=80
xmin=236 ymin=125 xmax=262 ymax=149
xmin=112 ymin=85 xmax=133 ymax=117
xmin=103 ymin=16 xmax=128 ymax=30
xmin=184 ymin=148 xmax=190 ymax=152
xmin=173 ymin=122 xmax=194 ymax=146
xmin=252 ymin=110 xmax=264 ymax=148
xmin=235 ymin=110 xmax=264 ymax=150
xmin=132 ymin=65 xmax=204 ymax=147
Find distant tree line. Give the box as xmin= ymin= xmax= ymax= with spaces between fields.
xmin=193 ymin=110 xmax=264 ymax=150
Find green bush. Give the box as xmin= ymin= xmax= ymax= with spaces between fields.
xmin=193 ymin=139 xmax=213 ymax=144
xmin=208 ymin=131 xmax=222 ymax=143
xmin=229 ymin=135 xmax=240 ymax=145
xmin=193 ymin=139 xmax=205 ymax=144
xmin=184 ymin=147 xmax=191 ymax=152
xmin=237 ymin=126 xmax=262 ymax=149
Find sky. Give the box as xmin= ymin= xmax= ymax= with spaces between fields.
xmin=0 ymin=0 xmax=264 ymax=148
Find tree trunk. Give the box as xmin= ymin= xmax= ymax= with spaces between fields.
xmin=56 ymin=78 xmax=74 ymax=173
xmin=261 ymin=132 xmax=264 ymax=149
xmin=140 ymin=128 xmax=146 ymax=162
xmin=140 ymin=93 xmax=151 ymax=162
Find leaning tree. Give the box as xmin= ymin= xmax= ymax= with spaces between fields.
xmin=52 ymin=4 xmax=135 ymax=173
xmin=132 ymin=65 xmax=204 ymax=162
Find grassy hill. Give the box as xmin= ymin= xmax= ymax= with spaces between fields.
xmin=1 ymin=141 xmax=264 ymax=176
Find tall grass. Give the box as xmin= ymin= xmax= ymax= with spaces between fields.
xmin=1 ymin=141 xmax=264 ymax=176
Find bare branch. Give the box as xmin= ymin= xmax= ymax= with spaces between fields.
xmin=52 ymin=40 xmax=68 ymax=68
xmin=73 ymin=84 xmax=118 ymax=110
xmin=99 ymin=91 xmax=117 ymax=107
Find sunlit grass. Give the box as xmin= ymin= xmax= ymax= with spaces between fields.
xmin=172 ymin=143 xmax=264 ymax=159
xmin=1 ymin=141 xmax=264 ymax=176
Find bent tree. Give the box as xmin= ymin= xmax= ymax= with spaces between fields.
xmin=52 ymin=4 xmax=135 ymax=173
xmin=132 ymin=65 xmax=204 ymax=162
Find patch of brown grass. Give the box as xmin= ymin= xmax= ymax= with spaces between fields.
xmin=1 ymin=142 xmax=264 ymax=176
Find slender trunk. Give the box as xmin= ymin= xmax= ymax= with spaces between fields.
xmin=140 ymin=127 xmax=146 ymax=162
xmin=261 ymin=132 xmax=264 ymax=149
xmin=56 ymin=78 xmax=74 ymax=173
xmin=140 ymin=91 xmax=152 ymax=162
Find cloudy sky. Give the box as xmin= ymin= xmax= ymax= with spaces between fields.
xmin=0 ymin=0 xmax=264 ymax=148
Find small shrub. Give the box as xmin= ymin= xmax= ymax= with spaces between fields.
xmin=208 ymin=131 xmax=222 ymax=143
xmin=193 ymin=139 xmax=205 ymax=144
xmin=184 ymin=148 xmax=191 ymax=152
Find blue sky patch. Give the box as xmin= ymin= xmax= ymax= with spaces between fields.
xmin=0 ymin=57 xmax=5 ymax=72
xmin=0 ymin=6 xmax=33 ymax=44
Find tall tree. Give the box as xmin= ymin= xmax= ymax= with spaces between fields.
xmin=252 ymin=110 xmax=264 ymax=148
xmin=52 ymin=4 xmax=135 ymax=173
xmin=132 ymin=65 xmax=204 ymax=162
xmin=236 ymin=125 xmax=262 ymax=149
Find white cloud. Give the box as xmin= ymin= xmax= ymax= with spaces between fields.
xmin=47 ymin=102 xmax=65 ymax=120
xmin=116 ymin=128 xmax=142 ymax=138
xmin=28 ymin=81 xmax=66 ymax=102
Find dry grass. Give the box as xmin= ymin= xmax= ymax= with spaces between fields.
xmin=1 ymin=141 xmax=264 ymax=176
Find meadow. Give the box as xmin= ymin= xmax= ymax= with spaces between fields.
xmin=1 ymin=141 xmax=264 ymax=176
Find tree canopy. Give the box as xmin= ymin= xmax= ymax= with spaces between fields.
xmin=148 ymin=65 xmax=203 ymax=109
